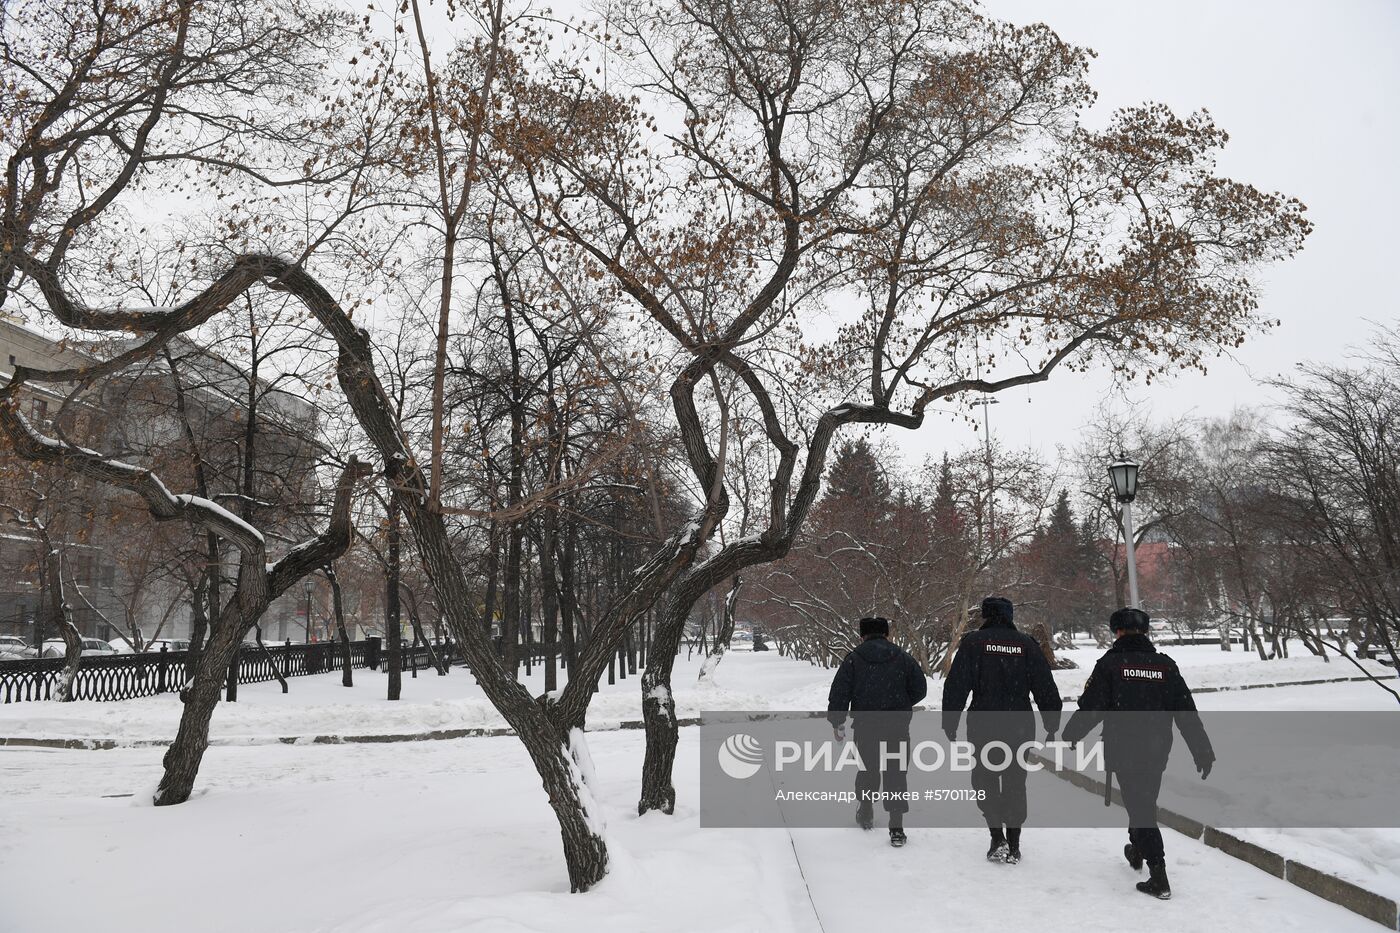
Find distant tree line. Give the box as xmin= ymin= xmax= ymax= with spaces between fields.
xmin=748 ymin=329 xmax=1399 ymax=688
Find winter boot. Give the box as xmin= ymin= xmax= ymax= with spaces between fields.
xmin=1136 ymin=860 xmax=1171 ymax=900
xmin=889 ymin=828 xmax=907 ymax=848
xmin=1124 ymin=843 xmax=1144 ymax=871
xmin=1004 ymin=827 xmax=1021 ymax=864
xmin=855 ymin=801 xmax=874 ymax=831
xmin=986 ymin=828 xmax=1008 ymax=863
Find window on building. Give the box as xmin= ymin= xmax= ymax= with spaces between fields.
xmin=100 ymin=564 xmax=115 ymax=588
xmin=30 ymin=398 xmax=47 ymax=422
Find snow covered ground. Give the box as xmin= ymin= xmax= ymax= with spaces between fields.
xmin=1 ymin=648 xmax=1397 ymax=932
xmin=1055 ymin=641 xmax=1394 ymax=697
xmin=0 ymin=727 xmax=1387 ymax=933
xmin=0 ymin=650 xmax=841 ymax=744
xmin=2 ymin=642 xmax=1392 ymax=743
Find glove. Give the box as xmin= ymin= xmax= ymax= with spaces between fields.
xmin=1197 ymin=758 xmax=1213 ymax=780
xmin=832 ymin=726 xmax=847 ymax=742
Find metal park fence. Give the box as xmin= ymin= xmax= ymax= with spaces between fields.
xmin=0 ymin=637 xmax=451 ymax=704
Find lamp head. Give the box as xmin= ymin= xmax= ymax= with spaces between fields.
xmin=1108 ymin=458 xmax=1140 ymax=503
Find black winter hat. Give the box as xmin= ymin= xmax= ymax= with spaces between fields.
xmin=858 ymin=616 xmax=890 ymax=637
xmin=1110 ymin=607 xmax=1151 ymax=633
xmin=980 ymin=597 xmax=1014 ymax=625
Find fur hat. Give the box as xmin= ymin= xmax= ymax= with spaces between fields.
xmin=858 ymin=616 xmax=890 ymax=637
xmin=980 ymin=597 xmax=1014 ymax=625
xmin=1110 ymin=607 xmax=1151 ymax=633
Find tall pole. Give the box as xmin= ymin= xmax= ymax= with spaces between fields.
xmin=981 ymin=398 xmax=994 ymax=540
xmin=971 ymin=338 xmax=997 ymax=569
xmin=973 ymin=395 xmax=998 ymax=573
xmin=1122 ymin=499 xmax=1141 ymax=609
xmin=303 ymin=585 xmax=313 ymax=643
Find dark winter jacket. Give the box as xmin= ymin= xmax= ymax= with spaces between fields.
xmin=1062 ymin=633 xmax=1215 ymax=774
xmin=827 ymin=637 xmax=928 ymax=727
xmin=941 ymin=618 xmax=1063 ymax=741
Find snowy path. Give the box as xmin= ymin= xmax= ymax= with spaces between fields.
xmin=788 ymin=824 xmax=1371 ymax=933
xmin=0 ymin=726 xmax=1382 ymax=933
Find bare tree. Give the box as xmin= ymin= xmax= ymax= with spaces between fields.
xmin=0 ymin=485 xmax=85 ymax=698
xmin=501 ymin=0 xmax=1311 ymax=817
xmin=1262 ymin=328 xmax=1400 ymax=701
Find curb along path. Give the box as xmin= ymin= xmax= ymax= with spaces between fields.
xmin=1036 ymin=754 xmax=1399 ymax=930
xmin=0 ymin=716 xmax=710 ymax=750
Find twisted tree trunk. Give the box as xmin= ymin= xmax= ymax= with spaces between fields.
xmin=538 ymin=516 xmax=561 ymax=693
xmin=638 ymin=591 xmax=689 ymax=814
xmin=253 ymin=623 xmax=288 ymax=693
xmin=698 ymin=575 xmax=742 ymax=685
xmin=156 ymin=598 xmax=253 ymax=804
xmin=386 ymin=493 xmax=402 ymax=700
xmin=42 ymin=545 xmax=84 ymax=703
xmin=403 ymin=585 xmax=446 ymax=675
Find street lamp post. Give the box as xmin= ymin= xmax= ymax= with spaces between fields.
xmin=1108 ymin=458 xmax=1141 ymax=609
xmin=972 ymin=395 xmax=1000 ymax=562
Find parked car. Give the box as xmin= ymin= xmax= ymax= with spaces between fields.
xmin=1149 ymin=620 xmax=1181 ymax=642
xmin=110 ymin=636 xmax=190 ymax=653
xmin=0 ymin=635 xmax=37 ymax=658
xmin=41 ymin=638 xmax=117 ymax=658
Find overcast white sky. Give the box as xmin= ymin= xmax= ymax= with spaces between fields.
xmin=546 ymin=0 xmax=1400 ymax=466
xmin=145 ymin=1 xmax=1400 ymax=469
xmin=879 ymin=0 xmax=1400 ymax=464
xmin=228 ymin=0 xmax=1400 ymax=468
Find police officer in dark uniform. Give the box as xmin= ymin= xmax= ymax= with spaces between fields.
xmin=942 ymin=597 xmax=1062 ymax=864
xmin=828 ymin=616 xmax=928 ymax=848
xmin=1062 ymin=607 xmax=1215 ymax=900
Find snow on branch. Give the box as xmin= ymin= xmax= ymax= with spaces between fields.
xmin=0 ymin=394 xmax=267 ymax=558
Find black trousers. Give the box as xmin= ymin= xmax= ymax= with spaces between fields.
xmin=1118 ymin=767 xmax=1166 ymax=862
xmin=970 ymin=743 xmax=1029 ymax=830
xmin=854 ymin=721 xmax=911 ymax=817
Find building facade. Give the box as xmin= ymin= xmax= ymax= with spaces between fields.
xmin=0 ymin=316 xmax=323 ymax=647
